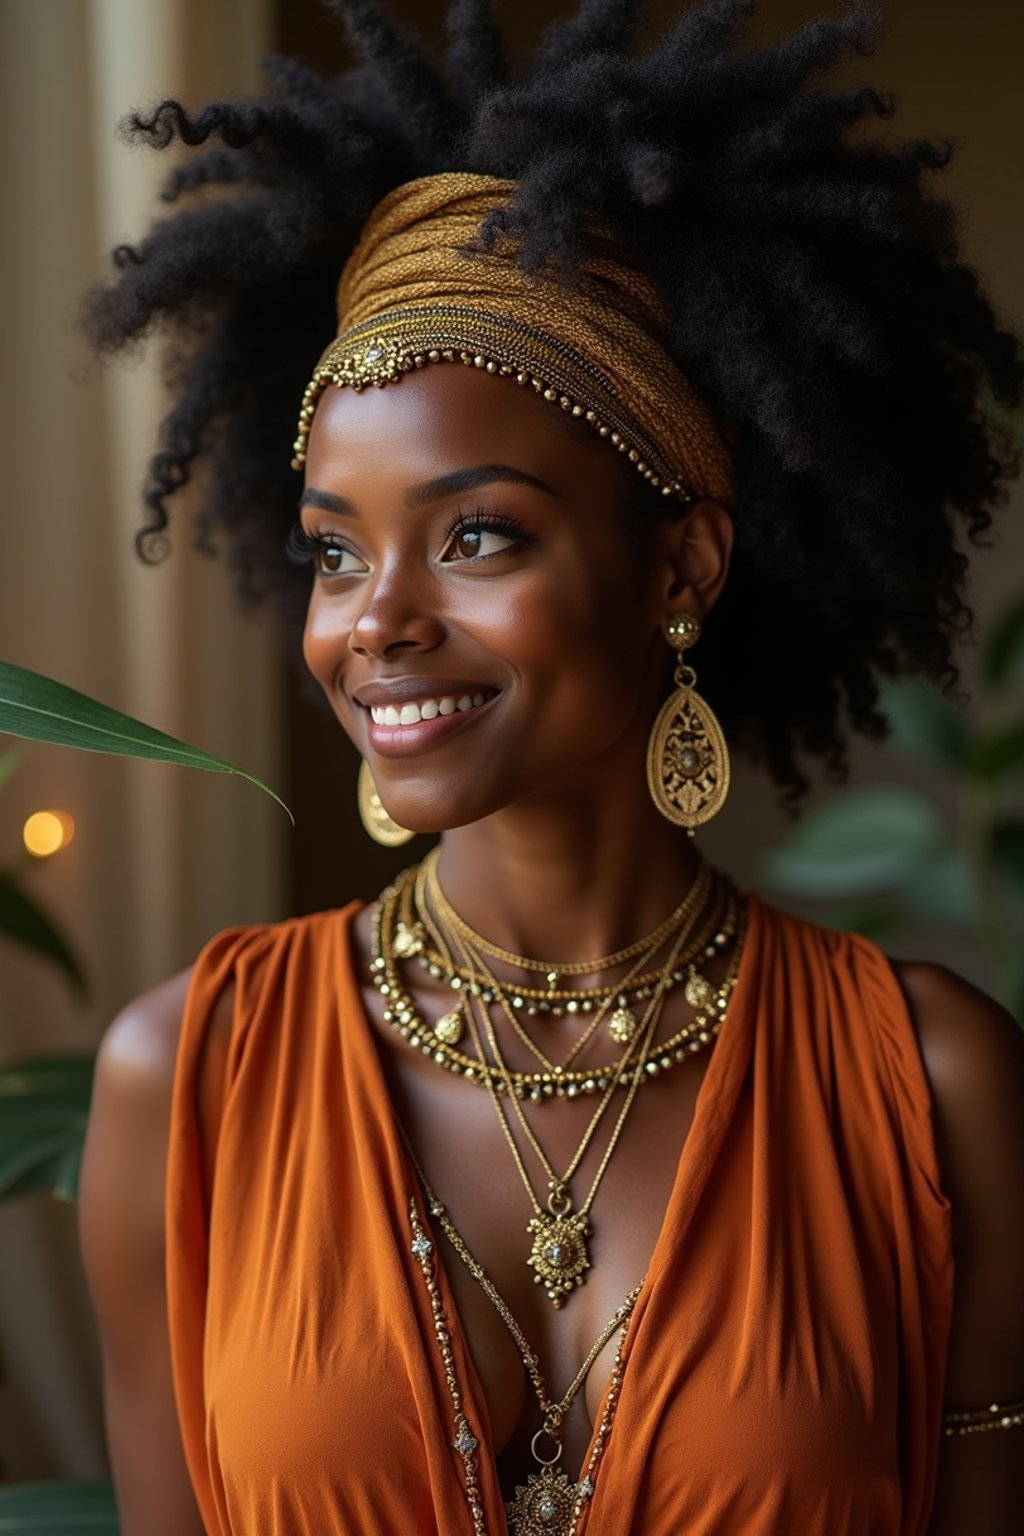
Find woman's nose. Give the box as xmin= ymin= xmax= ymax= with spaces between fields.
xmin=348 ymin=569 xmax=446 ymax=660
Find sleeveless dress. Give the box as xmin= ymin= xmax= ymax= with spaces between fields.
xmin=165 ymin=893 xmax=953 ymax=1535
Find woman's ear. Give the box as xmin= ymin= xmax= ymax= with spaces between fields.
xmin=658 ymin=498 xmax=734 ymax=621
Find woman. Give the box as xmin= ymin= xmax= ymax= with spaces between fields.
xmin=76 ymin=2 xmax=1024 ymax=1533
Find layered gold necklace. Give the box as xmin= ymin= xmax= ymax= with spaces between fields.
xmin=370 ymin=857 xmax=742 ymax=1100
xmin=373 ymin=857 xmax=747 ymax=1307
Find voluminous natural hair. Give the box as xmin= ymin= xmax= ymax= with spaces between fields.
xmin=80 ymin=0 xmax=1023 ymax=805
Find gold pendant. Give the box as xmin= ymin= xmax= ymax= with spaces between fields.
xmin=392 ymin=921 xmax=423 ymax=959
xmin=506 ymin=1465 xmax=579 ymax=1536
xmin=684 ymin=970 xmax=714 ymax=1010
xmin=432 ymin=1007 xmax=464 ymax=1046
xmin=527 ymin=1209 xmax=592 ymax=1306
xmin=607 ymin=1004 xmax=636 ymax=1044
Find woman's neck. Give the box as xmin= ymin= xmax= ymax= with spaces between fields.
xmin=434 ymin=794 xmax=705 ymax=969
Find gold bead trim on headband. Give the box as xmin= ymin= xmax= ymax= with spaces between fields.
xmin=292 ymin=306 xmax=693 ymax=503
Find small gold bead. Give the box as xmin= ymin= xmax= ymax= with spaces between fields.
xmin=485 ymin=360 xmax=497 ymax=373
xmin=428 ymin=349 xmax=440 ymax=362
xmin=473 ymin=354 xmax=485 ymax=367
xmin=610 ymin=432 xmax=621 ymax=444
xmin=572 ymin=404 xmax=584 ymax=417
xmin=543 ymin=387 xmax=557 ymax=400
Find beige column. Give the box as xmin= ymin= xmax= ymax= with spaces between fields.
xmin=0 ymin=0 xmax=281 ymax=1479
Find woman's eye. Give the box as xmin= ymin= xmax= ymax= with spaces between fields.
xmin=317 ymin=542 xmax=365 ymax=576
xmin=445 ymin=525 xmax=515 ymax=562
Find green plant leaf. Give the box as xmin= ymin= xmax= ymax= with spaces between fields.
xmin=0 ymin=661 xmax=293 ymax=824
xmin=809 ymin=900 xmax=909 ymax=943
xmin=895 ymin=849 xmax=979 ymax=928
xmin=761 ymin=786 xmax=946 ymax=899
xmin=0 ymin=1055 xmax=94 ymax=1205
xmin=993 ymin=818 xmax=1024 ymax=903
xmin=0 ymin=872 xmax=86 ymax=993
xmin=983 ymin=592 xmax=1024 ymax=689
xmin=0 ymin=742 xmax=29 ymax=792
xmin=0 ymin=1478 xmax=118 ymax=1532
xmin=966 ymin=724 xmax=1024 ymax=780
xmin=877 ymin=677 xmax=971 ymax=771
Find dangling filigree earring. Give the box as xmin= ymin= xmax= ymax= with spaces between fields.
xmin=646 ymin=613 xmax=730 ymax=833
xmin=357 ymin=760 xmax=414 ymax=847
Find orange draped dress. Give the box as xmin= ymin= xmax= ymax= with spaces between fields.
xmin=166 ymin=893 xmax=953 ymax=1535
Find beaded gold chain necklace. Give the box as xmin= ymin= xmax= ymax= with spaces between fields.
xmin=370 ymin=867 xmax=743 ymax=1100
xmin=403 ymin=1139 xmax=643 ymax=1536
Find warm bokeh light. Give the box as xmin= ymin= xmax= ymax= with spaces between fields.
xmin=23 ymin=810 xmax=76 ymax=858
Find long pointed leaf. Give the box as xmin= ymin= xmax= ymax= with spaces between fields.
xmin=0 ymin=872 xmax=86 ymax=993
xmin=0 ymin=661 xmax=293 ymax=824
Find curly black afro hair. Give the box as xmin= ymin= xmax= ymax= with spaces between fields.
xmin=80 ymin=0 xmax=1023 ymax=806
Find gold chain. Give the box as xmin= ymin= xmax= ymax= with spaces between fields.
xmin=400 ymin=858 xmax=715 ymax=1004
xmin=416 ymin=856 xmax=680 ymax=1075
xmin=370 ymin=874 xmax=743 ymax=1098
xmin=437 ymin=904 xmax=693 ymax=1305
xmin=403 ymin=1137 xmax=642 ymax=1434
xmin=422 ymin=844 xmax=710 ymax=976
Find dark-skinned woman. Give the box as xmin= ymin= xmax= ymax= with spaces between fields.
xmin=76 ymin=3 xmax=1024 ymax=1533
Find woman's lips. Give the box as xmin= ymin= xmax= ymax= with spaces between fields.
xmin=363 ymin=690 xmax=498 ymax=757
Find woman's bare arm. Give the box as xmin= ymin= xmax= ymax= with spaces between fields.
xmin=895 ymin=961 xmax=1024 ymax=1536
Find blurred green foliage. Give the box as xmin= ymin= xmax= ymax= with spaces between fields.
xmin=761 ymin=593 xmax=1024 ymax=1020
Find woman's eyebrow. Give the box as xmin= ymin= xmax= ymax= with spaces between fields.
xmin=299 ymin=463 xmax=562 ymax=518
xmin=404 ymin=463 xmax=563 ymax=507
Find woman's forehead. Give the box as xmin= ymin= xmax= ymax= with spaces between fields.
xmin=303 ymin=361 xmax=623 ymax=498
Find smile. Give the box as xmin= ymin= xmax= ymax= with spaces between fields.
xmin=369 ymin=692 xmax=490 ymax=726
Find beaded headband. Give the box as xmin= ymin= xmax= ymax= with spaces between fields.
xmin=292 ymin=173 xmax=734 ymax=507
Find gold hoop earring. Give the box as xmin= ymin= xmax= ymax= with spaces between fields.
xmin=646 ymin=613 xmax=730 ymax=833
xmin=357 ymin=760 xmax=414 ymax=847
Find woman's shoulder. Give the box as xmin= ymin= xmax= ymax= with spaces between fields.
xmin=97 ymin=903 xmax=367 ymax=1171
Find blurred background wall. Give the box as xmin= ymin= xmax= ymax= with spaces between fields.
xmin=0 ymin=0 xmax=1020 ymax=1487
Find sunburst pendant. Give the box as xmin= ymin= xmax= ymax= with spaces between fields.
xmin=506 ymin=1465 xmax=579 ymax=1535
xmin=526 ymin=1210 xmax=592 ymax=1306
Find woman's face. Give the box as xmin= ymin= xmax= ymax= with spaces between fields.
xmin=300 ymin=363 xmax=724 ymax=833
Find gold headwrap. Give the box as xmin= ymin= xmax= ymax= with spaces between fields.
xmin=292 ymin=172 xmax=733 ymax=505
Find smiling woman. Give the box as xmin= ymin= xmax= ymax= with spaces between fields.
xmin=72 ymin=3 xmax=1024 ymax=1535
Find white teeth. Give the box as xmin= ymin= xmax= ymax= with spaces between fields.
xmin=369 ymin=691 xmax=492 ymax=725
